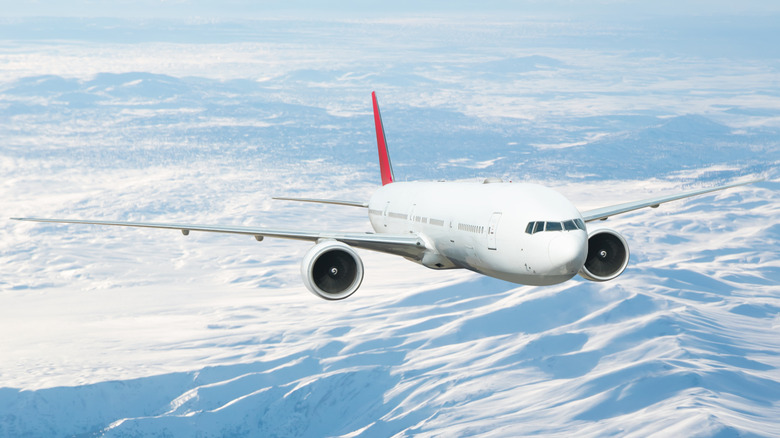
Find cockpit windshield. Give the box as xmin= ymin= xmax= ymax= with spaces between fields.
xmin=546 ymin=221 xmax=563 ymax=231
xmin=525 ymin=218 xmax=585 ymax=234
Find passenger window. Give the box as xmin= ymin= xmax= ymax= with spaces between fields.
xmin=525 ymin=222 xmax=534 ymax=234
xmin=533 ymin=221 xmax=544 ymax=233
xmin=564 ymin=220 xmax=577 ymax=231
xmin=547 ymin=221 xmax=562 ymax=231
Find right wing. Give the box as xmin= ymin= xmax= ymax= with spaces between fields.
xmin=11 ymin=217 xmax=426 ymax=260
xmin=580 ymin=179 xmax=762 ymax=222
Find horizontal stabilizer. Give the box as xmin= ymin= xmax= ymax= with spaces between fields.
xmin=272 ymin=197 xmax=368 ymax=208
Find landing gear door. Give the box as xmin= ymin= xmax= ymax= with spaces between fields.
xmin=487 ymin=212 xmax=502 ymax=250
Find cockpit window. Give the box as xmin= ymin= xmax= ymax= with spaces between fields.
xmin=527 ymin=218 xmax=586 ymax=234
xmin=546 ymin=221 xmax=563 ymax=231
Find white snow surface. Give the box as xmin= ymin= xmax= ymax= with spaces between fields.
xmin=2 ymin=165 xmax=778 ymax=437
xmin=1 ymin=13 xmax=779 ymax=438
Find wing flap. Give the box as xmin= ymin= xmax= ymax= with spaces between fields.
xmin=580 ymin=179 xmax=762 ymax=222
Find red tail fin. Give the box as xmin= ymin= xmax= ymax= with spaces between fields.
xmin=372 ymin=91 xmax=395 ymax=185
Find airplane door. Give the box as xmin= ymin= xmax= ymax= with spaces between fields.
xmin=408 ymin=204 xmax=416 ymax=233
xmin=487 ymin=212 xmax=502 ymax=250
xmin=382 ymin=201 xmax=390 ymax=228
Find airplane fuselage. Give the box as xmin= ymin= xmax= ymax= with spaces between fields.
xmin=367 ymin=180 xmax=588 ymax=285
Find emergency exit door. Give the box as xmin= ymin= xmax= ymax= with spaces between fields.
xmin=487 ymin=212 xmax=502 ymax=250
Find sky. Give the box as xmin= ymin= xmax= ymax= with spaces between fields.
xmin=3 ymin=0 xmax=780 ymax=19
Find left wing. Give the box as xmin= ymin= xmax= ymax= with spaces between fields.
xmin=11 ymin=217 xmax=426 ymax=259
xmin=580 ymin=179 xmax=762 ymax=222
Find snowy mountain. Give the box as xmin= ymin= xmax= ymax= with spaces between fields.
xmin=1 ymin=11 xmax=778 ymax=438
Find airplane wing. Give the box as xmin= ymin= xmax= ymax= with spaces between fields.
xmin=11 ymin=217 xmax=426 ymax=259
xmin=580 ymin=179 xmax=762 ymax=222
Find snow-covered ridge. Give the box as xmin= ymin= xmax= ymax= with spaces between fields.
xmin=1 ymin=170 xmax=776 ymax=436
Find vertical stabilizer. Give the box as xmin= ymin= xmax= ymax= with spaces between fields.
xmin=372 ymin=91 xmax=395 ymax=185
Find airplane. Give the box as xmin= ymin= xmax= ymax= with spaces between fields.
xmin=13 ymin=92 xmax=761 ymax=300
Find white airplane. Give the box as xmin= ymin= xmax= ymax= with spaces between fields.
xmin=14 ymin=92 xmax=761 ymax=300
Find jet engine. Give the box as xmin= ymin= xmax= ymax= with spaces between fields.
xmin=579 ymin=228 xmax=630 ymax=282
xmin=301 ymin=240 xmax=364 ymax=300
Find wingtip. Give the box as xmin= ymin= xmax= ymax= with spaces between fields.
xmin=730 ymin=177 xmax=765 ymax=187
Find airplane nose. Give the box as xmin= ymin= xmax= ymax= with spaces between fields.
xmin=548 ymin=231 xmax=588 ymax=275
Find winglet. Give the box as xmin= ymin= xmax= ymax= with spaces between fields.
xmin=372 ymin=91 xmax=395 ymax=185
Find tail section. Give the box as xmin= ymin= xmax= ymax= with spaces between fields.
xmin=372 ymin=91 xmax=395 ymax=185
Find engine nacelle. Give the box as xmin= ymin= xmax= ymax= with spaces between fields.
xmin=301 ymin=240 xmax=364 ymax=300
xmin=579 ymin=228 xmax=630 ymax=282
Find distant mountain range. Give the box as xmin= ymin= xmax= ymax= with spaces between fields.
xmin=2 ymin=72 xmax=775 ymax=182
